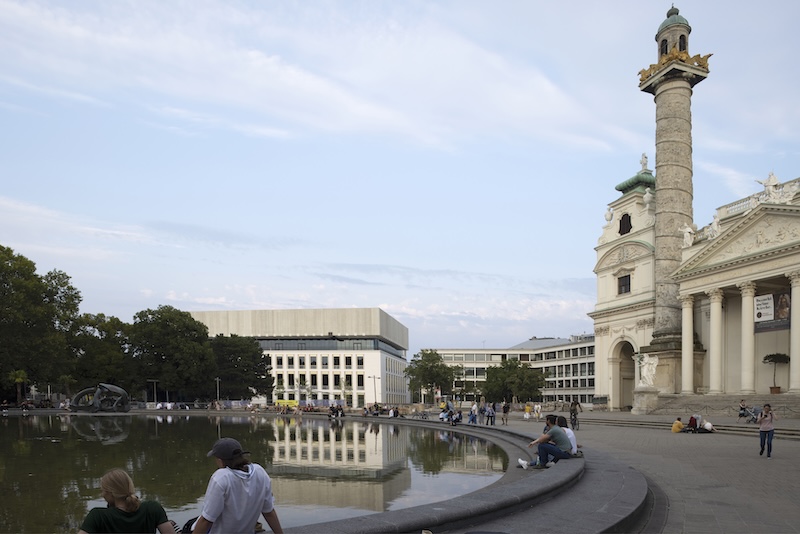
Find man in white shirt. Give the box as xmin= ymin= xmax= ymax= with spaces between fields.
xmin=193 ymin=438 xmax=283 ymax=534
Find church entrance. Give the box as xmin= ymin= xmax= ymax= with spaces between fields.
xmin=616 ymin=341 xmax=636 ymax=410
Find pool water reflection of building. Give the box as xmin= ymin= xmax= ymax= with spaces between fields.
xmin=0 ymin=414 xmax=506 ymax=532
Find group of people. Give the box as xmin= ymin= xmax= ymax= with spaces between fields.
xmin=78 ymin=437 xmax=283 ymax=534
xmin=517 ymin=413 xmax=583 ymax=470
xmin=523 ymin=402 xmax=543 ymax=422
xmin=672 ymin=402 xmax=778 ymax=458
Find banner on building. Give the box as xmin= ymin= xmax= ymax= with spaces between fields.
xmin=754 ymin=292 xmax=791 ymax=332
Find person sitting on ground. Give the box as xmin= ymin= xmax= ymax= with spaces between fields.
xmin=698 ymin=420 xmax=717 ymax=433
xmin=79 ymin=468 xmax=176 ymax=534
xmin=556 ymin=415 xmax=582 ymax=456
xmin=518 ymin=414 xmax=573 ymax=470
xmin=672 ymin=417 xmax=685 ymax=433
xmin=737 ymin=400 xmax=748 ymax=422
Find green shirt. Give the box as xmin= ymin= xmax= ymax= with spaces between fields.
xmin=546 ymin=424 xmax=572 ymax=452
xmin=80 ymin=500 xmax=168 ymax=533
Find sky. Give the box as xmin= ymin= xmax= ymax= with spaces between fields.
xmin=2 ymin=1 xmax=798 ymax=357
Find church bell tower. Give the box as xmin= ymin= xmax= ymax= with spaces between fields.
xmin=638 ymin=7 xmax=711 ymax=385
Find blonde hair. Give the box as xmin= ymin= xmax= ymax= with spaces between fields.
xmin=101 ymin=468 xmax=141 ymax=512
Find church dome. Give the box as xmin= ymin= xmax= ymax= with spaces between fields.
xmin=658 ymin=6 xmax=691 ymax=34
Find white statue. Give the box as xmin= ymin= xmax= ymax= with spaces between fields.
xmin=756 ymin=172 xmax=780 ymax=201
xmin=604 ymin=207 xmax=613 ymax=223
xmin=680 ymin=223 xmax=695 ymax=248
xmin=707 ymin=213 xmax=720 ymax=239
xmin=640 ymin=153 xmax=648 ymax=171
xmin=637 ymin=353 xmax=658 ymax=388
xmin=642 ymin=187 xmax=653 ymax=210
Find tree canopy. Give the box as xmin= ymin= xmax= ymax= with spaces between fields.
xmin=483 ymin=358 xmax=544 ymax=403
xmin=404 ymin=349 xmax=460 ymax=403
xmin=210 ymin=334 xmax=273 ymax=399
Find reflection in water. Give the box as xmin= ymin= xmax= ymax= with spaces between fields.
xmin=0 ymin=415 xmax=505 ymax=532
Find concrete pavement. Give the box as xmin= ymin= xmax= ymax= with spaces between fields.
xmin=445 ymin=410 xmax=800 ymax=534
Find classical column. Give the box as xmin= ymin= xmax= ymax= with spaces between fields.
xmin=608 ymin=357 xmax=621 ymax=411
xmin=680 ymin=294 xmax=695 ymax=394
xmin=738 ymin=282 xmax=757 ymax=394
xmin=787 ymin=272 xmax=800 ymax=393
xmin=707 ymin=288 xmax=725 ymax=394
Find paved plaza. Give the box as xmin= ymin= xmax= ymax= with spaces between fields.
xmin=448 ymin=411 xmax=800 ymax=534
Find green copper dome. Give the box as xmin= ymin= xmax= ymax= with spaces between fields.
xmin=615 ymin=169 xmax=656 ymax=194
xmin=657 ymin=6 xmax=691 ymax=34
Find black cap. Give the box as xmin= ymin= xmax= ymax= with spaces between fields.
xmin=207 ymin=438 xmax=249 ymax=460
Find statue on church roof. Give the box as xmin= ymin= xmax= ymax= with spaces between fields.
xmin=680 ymin=222 xmax=696 ymax=248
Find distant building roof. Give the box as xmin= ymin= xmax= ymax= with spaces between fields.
xmin=508 ymin=337 xmax=571 ymax=350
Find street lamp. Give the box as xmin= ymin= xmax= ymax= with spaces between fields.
xmin=215 ymin=377 xmax=221 ymax=402
xmin=368 ymin=375 xmax=380 ymax=405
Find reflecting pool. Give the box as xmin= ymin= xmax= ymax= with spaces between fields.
xmin=0 ymin=414 xmax=507 ymax=532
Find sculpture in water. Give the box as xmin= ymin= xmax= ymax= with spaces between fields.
xmin=70 ymin=383 xmax=131 ymax=413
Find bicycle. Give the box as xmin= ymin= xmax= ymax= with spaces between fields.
xmin=570 ymin=411 xmax=579 ymax=431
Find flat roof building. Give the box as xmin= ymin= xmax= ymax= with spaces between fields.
xmin=190 ymin=308 xmax=410 ymax=408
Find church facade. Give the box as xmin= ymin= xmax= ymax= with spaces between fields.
xmin=590 ymin=8 xmax=800 ymax=411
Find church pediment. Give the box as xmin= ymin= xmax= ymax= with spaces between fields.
xmin=673 ymin=205 xmax=800 ymax=280
xmin=595 ymin=241 xmax=654 ymax=272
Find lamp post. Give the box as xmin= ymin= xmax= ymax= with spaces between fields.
xmin=368 ymin=375 xmax=380 ymax=405
xmin=147 ymin=379 xmax=158 ymax=405
xmin=215 ymin=377 xmax=221 ymax=402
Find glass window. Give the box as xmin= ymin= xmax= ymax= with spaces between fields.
xmin=310 ymin=356 xmax=317 ymax=368
xmin=299 ymin=356 xmax=305 ymax=367
xmin=618 ymin=275 xmax=631 ymax=294
xmin=322 ymin=356 xmax=328 ymax=369
xmin=276 ymin=356 xmax=283 ymax=367
xmin=357 ymin=356 xmax=364 ymax=369
xmin=345 ymin=356 xmax=352 ymax=368
xmin=334 ymin=356 xmax=340 ymax=368
xmin=287 ymin=356 xmax=294 ymax=367
xmin=288 ymin=375 xmax=295 ymax=387
xmin=322 ymin=375 xmax=329 ymax=387
xmin=334 ymin=375 xmax=341 ymax=387
xmin=298 ymin=342 xmax=305 ymax=350
xmin=311 ymin=375 xmax=317 ymax=386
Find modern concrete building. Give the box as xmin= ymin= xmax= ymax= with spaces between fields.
xmin=190 ymin=308 xmax=410 ymax=408
xmin=590 ymin=7 xmax=800 ymax=411
xmin=436 ymin=334 xmax=596 ymax=404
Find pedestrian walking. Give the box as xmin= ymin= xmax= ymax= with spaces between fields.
xmin=758 ymin=403 xmax=777 ymax=459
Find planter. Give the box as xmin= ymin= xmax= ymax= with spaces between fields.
xmin=770 ymin=386 xmax=781 ymax=394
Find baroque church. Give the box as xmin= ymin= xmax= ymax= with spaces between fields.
xmin=590 ymin=7 xmax=800 ymax=411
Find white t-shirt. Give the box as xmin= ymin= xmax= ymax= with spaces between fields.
xmin=563 ymin=427 xmax=578 ymax=455
xmin=200 ymin=463 xmax=275 ymax=533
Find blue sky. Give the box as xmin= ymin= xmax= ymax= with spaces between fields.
xmin=2 ymin=1 xmax=798 ymax=356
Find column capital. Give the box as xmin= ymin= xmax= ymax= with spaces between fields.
xmin=737 ymin=281 xmax=757 ymax=296
xmin=678 ymin=294 xmax=694 ymax=307
xmin=706 ymin=288 xmax=725 ymax=302
xmin=787 ymin=271 xmax=800 ymax=286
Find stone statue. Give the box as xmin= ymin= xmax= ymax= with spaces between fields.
xmin=757 ymin=172 xmax=780 ymax=201
xmin=637 ymin=353 xmax=658 ymax=388
xmin=642 ymin=187 xmax=653 ymax=210
xmin=604 ymin=207 xmax=613 ymax=224
xmin=680 ymin=223 xmax=695 ymax=248
xmin=640 ymin=153 xmax=648 ymax=171
xmin=707 ymin=213 xmax=720 ymax=239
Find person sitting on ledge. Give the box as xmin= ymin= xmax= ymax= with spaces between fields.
xmin=672 ymin=417 xmax=685 ymax=433
xmin=518 ymin=414 xmax=572 ymax=470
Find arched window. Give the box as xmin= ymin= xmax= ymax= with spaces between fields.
xmin=619 ymin=213 xmax=632 ymax=235
xmin=660 ymin=39 xmax=668 ymax=56
xmin=679 ymin=35 xmax=687 ymax=52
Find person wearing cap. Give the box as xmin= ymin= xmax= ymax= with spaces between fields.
xmin=192 ymin=437 xmax=283 ymax=534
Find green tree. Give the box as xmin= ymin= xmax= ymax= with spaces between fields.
xmin=210 ymin=334 xmax=272 ymax=399
xmin=130 ymin=305 xmax=217 ymax=401
xmin=484 ymin=359 xmax=544 ymax=403
xmin=0 ymin=245 xmax=81 ymax=392
xmin=7 ymin=369 xmax=28 ymax=405
xmin=404 ymin=349 xmax=459 ymax=403
xmin=69 ymin=313 xmax=136 ymax=394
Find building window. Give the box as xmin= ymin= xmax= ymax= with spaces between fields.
xmin=357 ymin=356 xmax=364 ymax=369
xmin=287 ymin=356 xmax=294 ymax=367
xmin=679 ymin=35 xmax=686 ymax=52
xmin=311 ymin=375 xmax=317 ymax=386
xmin=357 ymin=375 xmax=364 ymax=388
xmin=618 ymin=275 xmax=631 ymax=294
xmin=299 ymin=356 xmax=305 ymax=367
xmin=288 ymin=375 xmax=295 ymax=387
xmin=276 ymin=343 xmax=283 ymax=350
xmin=322 ymin=356 xmax=328 ymax=369
xmin=334 ymin=375 xmax=341 ymax=387
xmin=322 ymin=375 xmax=329 ymax=388
xmin=619 ymin=213 xmax=632 ymax=235
xmin=660 ymin=39 xmax=668 ymax=56
xmin=310 ymin=356 xmax=317 ymax=368
xmin=333 ymin=356 xmax=340 ymax=368
xmin=276 ymin=356 xmax=283 ymax=367
xmin=354 ymin=342 xmax=362 ymax=350
xmin=345 ymin=356 xmax=352 ymax=369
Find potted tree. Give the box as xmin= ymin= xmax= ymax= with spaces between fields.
xmin=762 ymin=353 xmax=790 ymax=394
